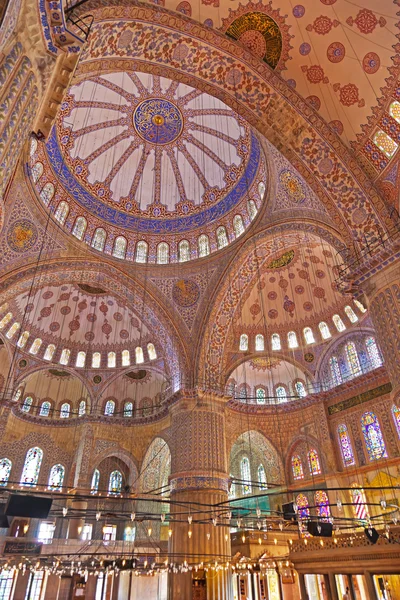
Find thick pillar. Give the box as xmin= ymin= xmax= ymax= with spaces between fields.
xmin=168 ymin=391 xmax=232 ymax=600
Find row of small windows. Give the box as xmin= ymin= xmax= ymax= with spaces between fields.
xmin=234 ymin=381 xmax=307 ymax=403
xmin=291 ymin=449 xmax=322 ymax=481
xmin=17 ymin=395 xmax=155 ymax=419
xmin=295 ymin=485 xmax=370 ymax=526
xmin=372 ymin=101 xmax=400 ymax=158
xmin=328 ymin=337 xmax=382 ymax=386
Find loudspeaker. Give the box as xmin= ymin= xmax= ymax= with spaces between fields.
xmin=307 ymin=521 xmax=333 ymax=537
xmin=0 ymin=504 xmax=9 ymax=528
xmin=282 ymin=502 xmax=296 ymax=521
xmin=5 ymin=495 xmax=52 ymax=518
xmin=364 ymin=527 xmax=379 ymax=544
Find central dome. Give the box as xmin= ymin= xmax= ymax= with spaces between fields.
xmin=132 ymin=98 xmax=184 ymax=145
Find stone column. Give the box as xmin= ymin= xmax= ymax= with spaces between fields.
xmin=168 ymin=391 xmax=232 ymax=600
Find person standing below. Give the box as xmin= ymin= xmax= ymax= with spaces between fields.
xmin=342 ymin=587 xmax=350 ymax=600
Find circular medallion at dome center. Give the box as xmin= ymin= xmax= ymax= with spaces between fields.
xmin=133 ymin=98 xmax=183 ymax=145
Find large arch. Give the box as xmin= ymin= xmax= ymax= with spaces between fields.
xmin=229 ymin=430 xmax=284 ymax=488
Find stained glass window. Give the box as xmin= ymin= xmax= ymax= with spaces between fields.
xmin=6 ymin=322 xmax=20 ymax=339
xmin=59 ymin=348 xmax=70 ymax=366
xmin=257 ymin=464 xmax=267 ymax=490
xmin=332 ymin=314 xmax=346 ymax=332
xmin=12 ymin=389 xmax=22 ymax=402
xmin=157 ymin=242 xmax=169 ymax=264
xmin=104 ymin=400 xmax=115 ymax=416
xmin=0 ymin=312 xmax=12 ymax=329
xmin=344 ymin=305 xmax=358 ymax=323
xmin=54 ymin=201 xmax=69 ymax=225
xmin=240 ymin=456 xmax=251 ymax=494
xmin=29 ymin=338 xmax=42 ymax=355
xmin=238 ymin=385 xmax=249 ymax=401
xmin=351 ymin=486 xmax=369 ymax=523
xmin=247 ymin=199 xmax=257 ymax=220
xmin=291 ymin=456 xmax=304 ymax=480
xmin=91 ymin=469 xmax=100 ymax=493
xmin=233 ymin=215 xmax=245 ymax=237
xmin=329 ymin=356 xmax=342 ymax=386
xmin=198 ymin=234 xmax=210 ymax=257
xmin=17 ymin=331 xmax=29 ymax=348
xmin=239 ymin=334 xmax=248 ymax=351
xmin=216 ymin=226 xmax=228 ymax=249
xmin=271 ymin=333 xmax=281 ymax=350
xmin=296 ymin=493 xmax=310 ymax=520
xmin=389 ymin=100 xmax=400 ymax=124
xmin=91 ymin=228 xmax=106 ymax=251
xmin=107 ymin=352 xmax=116 ymax=368
xmin=79 ymin=400 xmax=86 ymax=416
xmin=136 ymin=241 xmax=148 ymax=263
xmin=295 ymin=381 xmax=307 ymax=398
xmin=178 ymin=240 xmax=190 ymax=262
xmin=303 ymin=327 xmax=315 ymax=344
xmin=373 ymin=129 xmax=398 ymax=158
xmin=255 ymin=334 xmax=264 ymax=351
xmin=113 ymin=236 xmax=127 ymax=259
xmin=147 ymin=343 xmax=157 ymax=360
xmin=76 ymin=351 xmax=86 ymax=368
xmin=258 ymin=182 xmax=266 ymax=198
xmin=48 ymin=464 xmax=65 ymax=490
xmin=354 ymin=299 xmax=367 ymax=313
xmin=135 ymin=346 xmax=144 ymax=364
xmin=315 ymin=490 xmax=331 ymax=520
xmin=43 ymin=344 xmax=56 ymax=361
xmin=72 ymin=217 xmax=87 ymax=241
xmin=319 ymin=322 xmax=331 ymax=340
xmin=92 ymin=352 xmax=101 ymax=368
xmin=308 ymin=449 xmax=321 ymax=475
xmin=39 ymin=401 xmax=51 ymax=417
xmin=21 ymin=447 xmax=43 ymax=486
xmin=346 ymin=342 xmax=361 ymax=376
xmin=392 ymin=405 xmax=400 ymax=439
xmin=22 ymin=396 xmax=33 ymax=412
xmin=0 ymin=459 xmax=11 ymax=486
xmin=60 ymin=403 xmax=70 ymax=418
xmin=338 ymin=424 xmax=355 ymax=467
xmin=275 ymin=386 xmax=287 ymax=403
xmin=256 ymin=387 xmax=266 ymax=405
xmin=288 ymin=331 xmax=298 ymax=349
xmin=361 ymin=411 xmax=387 ymax=460
xmin=124 ymin=402 xmax=133 ymax=417
xmin=122 ymin=349 xmax=130 ymax=366
xmin=31 ymin=162 xmax=43 ymax=183
xmin=366 ymin=337 xmax=382 ymax=368
xmin=30 ymin=137 xmax=38 ymax=157
xmin=39 ymin=182 xmax=55 ymax=206
xmin=109 ymin=470 xmax=122 ymax=494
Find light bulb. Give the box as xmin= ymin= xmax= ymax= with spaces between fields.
xmin=62 ymin=507 xmax=68 ymax=517
xmin=188 ymin=530 xmax=192 ymax=539
xmin=130 ymin=513 xmax=135 ymax=521
xmin=168 ymin=529 xmax=172 ymax=537
xmin=188 ymin=515 xmax=192 ymax=524
xmin=256 ymin=507 xmax=261 ymax=518
xmin=212 ymin=517 xmax=217 ymax=527
xmin=96 ymin=512 xmax=101 ymax=521
xmin=207 ymin=533 xmax=211 ymax=540
xmin=147 ymin=528 xmax=152 ymax=537
xmin=161 ymin=514 xmax=165 ymax=522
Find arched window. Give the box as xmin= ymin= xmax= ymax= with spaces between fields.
xmin=79 ymin=400 xmax=86 ymax=416
xmin=329 ymin=356 xmax=342 ymax=386
xmin=136 ymin=241 xmax=148 ymax=263
xmin=113 ymin=236 xmax=127 ymax=259
xmin=239 ymin=334 xmax=248 ymax=351
xmin=389 ymin=100 xmax=400 ymax=123
xmin=255 ymin=334 xmax=264 ymax=351
xmin=54 ymin=201 xmax=69 ymax=225
xmin=76 ymin=351 xmax=86 ymax=368
xmin=29 ymin=338 xmax=42 ymax=355
xmin=258 ymin=182 xmax=266 ymax=199
xmin=72 ymin=217 xmax=87 ymax=241
xmin=294 ymin=381 xmax=307 ymax=398
xmin=39 ymin=401 xmax=51 ymax=417
xmin=178 ymin=240 xmax=190 ymax=262
xmin=338 ymin=424 xmax=355 ymax=467
xmin=354 ymin=299 xmax=367 ymax=313
xmin=91 ymin=228 xmax=106 ymax=251
xmin=292 ymin=456 xmax=304 ymax=480
xmin=256 ymin=387 xmax=266 ymax=405
xmin=296 ymin=493 xmax=310 ymax=530
xmin=240 ymin=456 xmax=251 ymax=494
xmin=315 ymin=490 xmax=331 ymax=520
xmin=238 ymin=384 xmax=248 ymax=401
xmin=122 ymin=349 xmax=130 ymax=366
xmin=135 ymin=346 xmax=144 ymax=364
xmin=22 ymin=396 xmax=33 ymax=413
xmin=233 ymin=214 xmax=245 ymax=237
xmin=361 ymin=411 xmax=387 ymax=461
xmin=346 ymin=342 xmax=361 ymax=376
xmin=303 ymin=327 xmax=315 ymax=344
xmin=216 ymin=226 xmax=228 ymax=249
xmin=91 ymin=469 xmax=100 ymax=493
xmin=157 ymin=242 xmax=169 ymax=264
xmin=6 ymin=322 xmax=20 ymax=339
xmin=275 ymin=386 xmax=287 ymax=403
xmin=31 ymin=162 xmax=43 ymax=183
xmin=12 ymin=389 xmax=22 ymax=402
xmin=48 ymin=464 xmax=65 ymax=491
xmin=40 ymin=182 xmax=55 ymax=206
xmin=0 ymin=312 xmax=13 ymax=329
xmin=0 ymin=459 xmax=11 ymax=486
xmin=366 ymin=337 xmax=382 ymax=368
xmin=247 ymin=199 xmax=257 ymax=220
xmin=104 ymin=400 xmax=115 ymax=416
xmin=107 ymin=352 xmax=116 ymax=368
xmin=344 ymin=305 xmax=358 ymax=323
xmin=332 ymin=314 xmax=346 ymax=332
xmin=307 ymin=449 xmax=321 ymax=475
xmin=147 ymin=343 xmax=157 ymax=360
xmin=351 ymin=485 xmax=369 ymax=522
xmin=124 ymin=402 xmax=133 ymax=417
xmin=43 ymin=344 xmax=56 ymax=361
xmin=257 ymin=464 xmax=267 ymax=490
xmin=392 ymin=405 xmax=400 ymax=439
xmin=288 ymin=331 xmax=298 ymax=349
xmin=373 ymin=129 xmax=398 ymax=158
xmin=109 ymin=470 xmax=122 ymax=494
xmin=30 ymin=137 xmax=38 ymax=157
xmin=17 ymin=331 xmax=29 ymax=348
xmin=198 ymin=234 xmax=210 ymax=257
xmin=319 ymin=321 xmax=331 ymax=340
xmin=271 ymin=333 xmax=281 ymax=351
xmin=21 ymin=447 xmax=43 ymax=486
xmin=92 ymin=352 xmax=101 ymax=368
xmin=60 ymin=403 xmax=70 ymax=419
xmin=59 ymin=348 xmax=70 ymax=366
